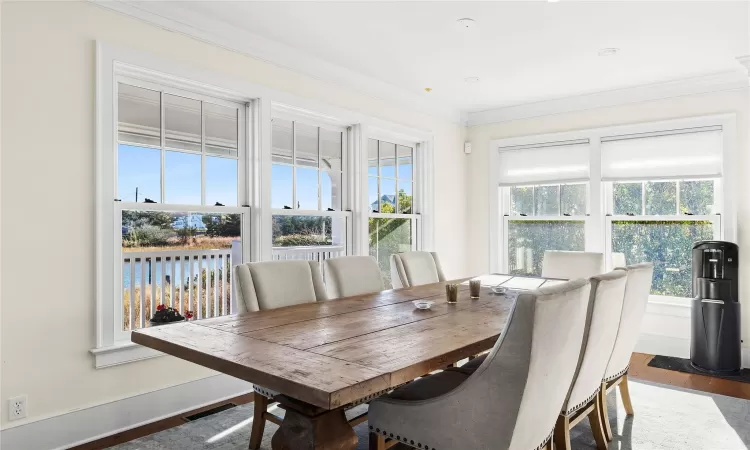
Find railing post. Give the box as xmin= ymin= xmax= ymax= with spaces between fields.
xmin=231 ymin=239 xmax=242 ymax=314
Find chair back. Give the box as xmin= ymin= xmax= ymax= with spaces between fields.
xmin=562 ymin=270 xmax=628 ymax=415
xmin=541 ymin=251 xmax=604 ymax=280
xmin=612 ymin=252 xmax=627 ymax=268
xmin=233 ymin=260 xmax=327 ymax=313
xmin=450 ymin=279 xmax=591 ymax=450
xmin=323 ymin=256 xmax=384 ymax=299
xmin=389 ymin=251 xmax=446 ymax=288
xmin=604 ymin=262 xmax=654 ymax=381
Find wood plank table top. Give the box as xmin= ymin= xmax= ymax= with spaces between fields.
xmin=132 ymin=279 xmax=518 ymax=410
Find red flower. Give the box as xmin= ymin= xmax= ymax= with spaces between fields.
xmin=156 ymin=304 xmax=166 ymax=311
xmin=185 ymin=311 xmax=194 ymax=319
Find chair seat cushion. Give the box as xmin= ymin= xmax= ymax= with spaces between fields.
xmin=387 ymin=370 xmax=470 ymax=401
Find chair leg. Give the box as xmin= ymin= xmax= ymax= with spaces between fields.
xmin=249 ymin=392 xmax=268 ymax=450
xmin=588 ymin=395 xmax=609 ymax=450
xmin=542 ymin=439 xmax=553 ymax=450
xmin=369 ymin=432 xmax=386 ymax=450
xmin=619 ymin=374 xmax=634 ymax=416
xmin=554 ymin=414 xmax=571 ymax=450
xmin=599 ymin=382 xmax=613 ymax=441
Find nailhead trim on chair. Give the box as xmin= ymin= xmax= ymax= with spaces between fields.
xmin=534 ymin=430 xmax=555 ymax=450
xmin=369 ymin=425 xmax=438 ymax=450
xmin=565 ymin=387 xmax=600 ymax=415
xmin=253 ymin=385 xmax=278 ymax=399
xmin=603 ymin=366 xmax=629 ymax=383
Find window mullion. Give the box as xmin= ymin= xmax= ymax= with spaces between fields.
xmin=201 ymin=101 xmax=207 ymax=206
xmin=675 ymin=180 xmax=681 ymax=215
xmin=641 ymin=181 xmax=646 ymax=215
xmin=292 ymin=121 xmax=297 ymax=210
xmin=160 ymin=91 xmax=166 ymax=203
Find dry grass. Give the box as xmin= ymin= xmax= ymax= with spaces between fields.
xmin=123 ymin=280 xmax=232 ymax=330
xmin=122 ymin=236 xmax=237 ymax=253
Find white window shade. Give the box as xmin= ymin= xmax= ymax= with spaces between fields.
xmin=601 ymin=127 xmax=722 ymax=181
xmin=497 ymin=140 xmax=590 ymax=185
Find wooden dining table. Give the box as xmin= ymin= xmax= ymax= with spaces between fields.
xmin=131 ymin=274 xmax=563 ymax=450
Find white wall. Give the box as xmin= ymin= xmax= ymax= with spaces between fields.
xmin=0 ymin=1 xmax=468 ymax=430
xmin=466 ymin=88 xmax=750 ymax=357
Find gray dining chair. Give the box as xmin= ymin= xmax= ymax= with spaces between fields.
xmin=599 ymin=262 xmax=654 ymax=441
xmin=233 ymin=260 xmax=332 ymax=449
xmin=554 ymin=270 xmax=628 ymax=450
xmin=323 ymin=255 xmax=385 ymax=298
xmin=368 ymin=279 xmax=592 ymax=450
xmin=390 ymin=251 xmax=446 ymax=289
xmin=542 ymin=250 xmax=604 ymax=280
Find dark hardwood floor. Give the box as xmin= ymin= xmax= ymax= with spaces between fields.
xmin=71 ymin=353 xmax=749 ymax=449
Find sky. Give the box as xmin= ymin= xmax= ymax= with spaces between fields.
xmin=119 ymin=144 xmax=412 ymax=212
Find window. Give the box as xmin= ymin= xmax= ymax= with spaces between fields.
xmin=368 ymin=138 xmax=419 ymax=286
xmin=271 ymin=118 xmax=349 ymax=261
xmin=493 ymin=120 xmax=729 ymax=302
xmin=498 ymin=140 xmax=590 ymax=276
xmin=116 ymin=81 xmax=248 ymax=336
xmin=506 ymin=183 xmax=588 ymax=275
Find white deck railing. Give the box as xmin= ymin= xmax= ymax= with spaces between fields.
xmin=271 ymin=245 xmax=345 ymax=261
xmin=122 ymin=244 xmax=344 ymax=330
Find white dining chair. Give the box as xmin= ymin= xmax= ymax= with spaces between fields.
xmin=599 ymin=262 xmax=654 ymax=441
xmin=554 ymin=270 xmax=628 ymax=450
xmin=390 ymin=251 xmax=446 ymax=289
xmin=233 ymin=260 xmax=337 ymax=449
xmin=323 ymin=255 xmax=384 ymax=298
xmin=542 ymin=251 xmax=605 ymax=280
xmin=612 ymin=252 xmax=627 ymax=269
xmin=368 ymin=279 xmax=592 ymax=450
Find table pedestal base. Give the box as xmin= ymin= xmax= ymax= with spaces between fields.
xmin=271 ymin=396 xmax=357 ymax=450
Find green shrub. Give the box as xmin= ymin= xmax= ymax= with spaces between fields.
xmin=274 ymin=234 xmax=331 ymax=247
xmin=124 ymin=225 xmax=175 ymax=247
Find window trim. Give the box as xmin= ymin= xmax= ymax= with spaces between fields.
xmin=489 ymin=114 xmax=737 ymax=297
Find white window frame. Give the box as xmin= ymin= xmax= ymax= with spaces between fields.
xmin=269 ymin=111 xmax=353 ymax=259
xmin=489 ymin=114 xmax=737 ymax=302
xmin=366 ymin=133 xmax=425 ymax=264
xmin=95 ymin=43 xmax=435 ymax=367
xmin=501 ymin=182 xmax=591 ymax=274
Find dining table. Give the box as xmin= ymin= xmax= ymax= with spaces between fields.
xmin=131 ymin=273 xmax=566 ymax=450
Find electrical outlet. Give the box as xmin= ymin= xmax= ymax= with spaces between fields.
xmin=8 ymin=395 xmax=27 ymax=421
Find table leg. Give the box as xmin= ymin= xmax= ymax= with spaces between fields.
xmin=271 ymin=395 xmax=357 ymax=450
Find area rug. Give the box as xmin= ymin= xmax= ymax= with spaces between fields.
xmin=109 ymin=380 xmax=750 ymax=449
xmin=648 ymin=355 xmax=750 ymax=384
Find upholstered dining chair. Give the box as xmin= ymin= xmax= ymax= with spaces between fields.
xmin=554 ymin=270 xmax=628 ymax=450
xmin=233 ymin=260 xmax=334 ymax=449
xmin=599 ymin=262 xmax=654 ymax=442
xmin=368 ymin=279 xmax=592 ymax=450
xmin=612 ymin=252 xmax=627 ymax=269
xmin=323 ymin=255 xmax=385 ymax=298
xmin=390 ymin=251 xmax=446 ymax=289
xmin=542 ymin=251 xmax=605 ymax=280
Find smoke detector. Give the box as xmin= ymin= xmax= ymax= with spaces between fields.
xmin=456 ymin=18 xmax=476 ymax=30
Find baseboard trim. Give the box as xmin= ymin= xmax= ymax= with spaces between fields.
xmin=636 ymin=333 xmax=750 ymax=369
xmin=0 ymin=374 xmax=253 ymax=450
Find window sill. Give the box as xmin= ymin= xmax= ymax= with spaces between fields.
xmin=90 ymin=341 xmax=163 ymax=369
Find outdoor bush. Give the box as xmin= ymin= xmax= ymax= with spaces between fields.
xmin=124 ymin=225 xmax=175 ymax=247
xmin=274 ymin=234 xmax=331 ymax=247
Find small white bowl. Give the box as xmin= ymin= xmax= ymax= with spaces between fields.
xmin=413 ymin=300 xmax=435 ymax=310
xmin=490 ymin=285 xmax=507 ymax=295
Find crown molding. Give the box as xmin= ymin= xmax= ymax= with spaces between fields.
xmin=91 ymin=0 xmax=462 ymax=124
xmin=467 ymin=70 xmax=749 ymax=127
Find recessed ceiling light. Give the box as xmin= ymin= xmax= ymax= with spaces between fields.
xmin=456 ymin=18 xmax=476 ymax=29
xmin=464 ymin=77 xmax=480 ymax=84
xmin=598 ymin=48 xmax=620 ymax=57
xmin=424 ymin=87 xmax=433 ymax=93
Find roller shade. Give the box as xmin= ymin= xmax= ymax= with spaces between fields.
xmin=497 ymin=140 xmax=590 ymax=185
xmin=601 ymin=127 xmax=722 ymax=181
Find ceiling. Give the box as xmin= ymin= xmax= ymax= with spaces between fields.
xmin=113 ymin=1 xmax=749 ymax=118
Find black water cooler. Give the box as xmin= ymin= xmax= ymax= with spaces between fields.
xmin=691 ymin=241 xmax=741 ymax=374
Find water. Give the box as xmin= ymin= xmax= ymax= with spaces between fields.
xmin=122 ymin=254 xmax=230 ymax=289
